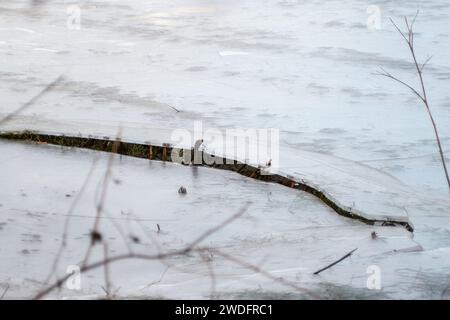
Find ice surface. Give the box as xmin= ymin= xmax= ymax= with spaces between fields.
xmin=0 ymin=140 xmax=443 ymax=299
xmin=3 ymin=116 xmax=450 ymax=233
xmin=1 ymin=0 xmax=450 ymax=299
xmin=1 ymin=0 xmax=449 ymax=193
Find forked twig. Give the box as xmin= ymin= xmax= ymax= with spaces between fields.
xmin=33 ymin=202 xmax=251 ymax=299
xmin=376 ymin=12 xmax=450 ymax=191
xmin=81 ymin=128 xmax=122 ymax=268
xmin=42 ymin=157 xmax=99 ymax=286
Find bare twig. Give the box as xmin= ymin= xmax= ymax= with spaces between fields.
xmin=130 ymin=212 xmax=163 ymax=253
xmin=42 ymin=157 xmax=99 ymax=286
xmin=102 ymin=243 xmax=112 ymax=299
xmin=376 ymin=13 xmax=450 ymax=191
xmin=32 ymin=153 xmax=319 ymax=300
xmin=125 ymin=212 xmax=192 ymax=277
xmin=81 ymin=129 xmax=122 ymax=268
xmin=213 ymin=249 xmax=319 ymax=298
xmin=35 ymin=241 xmax=319 ymax=300
xmin=182 ymin=202 xmax=251 ymax=253
xmin=441 ymin=284 xmax=450 ymax=300
xmin=200 ymin=250 xmax=216 ymax=297
xmin=374 ymin=67 xmax=424 ymax=102
xmin=35 ymin=199 xmax=318 ymax=299
xmin=129 ymin=213 xmax=202 ymax=276
xmin=313 ymin=248 xmax=358 ymax=275
xmin=0 ymin=75 xmax=64 ymax=126
xmin=104 ymin=209 xmax=133 ymax=254
xmin=0 ymin=285 xmax=9 ymax=300
xmin=140 ymin=266 xmax=169 ymax=291
xmin=33 ymin=202 xmax=251 ymax=299
xmin=420 ymin=55 xmax=433 ymax=72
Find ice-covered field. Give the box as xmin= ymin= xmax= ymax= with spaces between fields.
xmin=0 ymin=0 xmax=450 ymax=299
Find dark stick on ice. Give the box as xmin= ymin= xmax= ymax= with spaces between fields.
xmin=167 ymin=104 xmax=180 ymax=113
xmin=0 ymin=75 xmax=64 ymax=127
xmin=313 ymin=248 xmax=358 ymax=275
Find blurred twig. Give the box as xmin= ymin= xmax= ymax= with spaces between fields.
xmin=0 ymin=75 xmax=64 ymax=127
xmin=102 ymin=243 xmax=112 ymax=299
xmin=42 ymin=157 xmax=99 ymax=286
xmin=33 ymin=202 xmax=251 ymax=299
xmin=212 ymin=248 xmax=319 ymax=298
xmin=140 ymin=266 xmax=169 ymax=291
xmin=81 ymin=128 xmax=122 ymax=268
xmin=34 ymin=199 xmax=321 ymax=299
xmin=0 ymin=285 xmax=9 ymax=300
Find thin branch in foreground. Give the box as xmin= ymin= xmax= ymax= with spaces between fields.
xmin=102 ymin=242 xmax=112 ymax=299
xmin=374 ymin=67 xmax=424 ymax=102
xmin=199 ymin=250 xmax=216 ymax=297
xmin=81 ymin=128 xmax=122 ymax=268
xmin=42 ymin=157 xmax=99 ymax=286
xmin=33 ymin=202 xmax=251 ymax=300
xmin=34 ymin=176 xmax=322 ymax=301
xmin=35 ymin=200 xmax=319 ymax=299
xmin=313 ymin=248 xmax=358 ymax=275
xmin=376 ymin=13 xmax=450 ymax=191
xmin=420 ymin=55 xmax=433 ymax=72
xmin=0 ymin=284 xmax=9 ymax=300
xmin=139 ymin=266 xmax=170 ymax=291
xmin=182 ymin=202 xmax=252 ymax=253
xmin=104 ymin=209 xmax=134 ymax=254
xmin=441 ymin=284 xmax=450 ymax=300
xmin=0 ymin=75 xmax=64 ymax=126
xmin=212 ymin=248 xmax=320 ymax=299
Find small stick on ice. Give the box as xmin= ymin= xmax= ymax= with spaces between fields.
xmin=313 ymin=248 xmax=358 ymax=275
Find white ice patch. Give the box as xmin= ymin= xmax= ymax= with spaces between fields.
xmin=33 ymin=48 xmax=58 ymax=53
xmin=218 ymin=51 xmax=250 ymax=56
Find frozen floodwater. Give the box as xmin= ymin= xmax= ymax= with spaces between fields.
xmin=1 ymin=0 xmax=450 ymax=299
xmin=1 ymin=140 xmax=446 ymax=300
xmin=0 ymin=0 xmax=449 ymax=193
